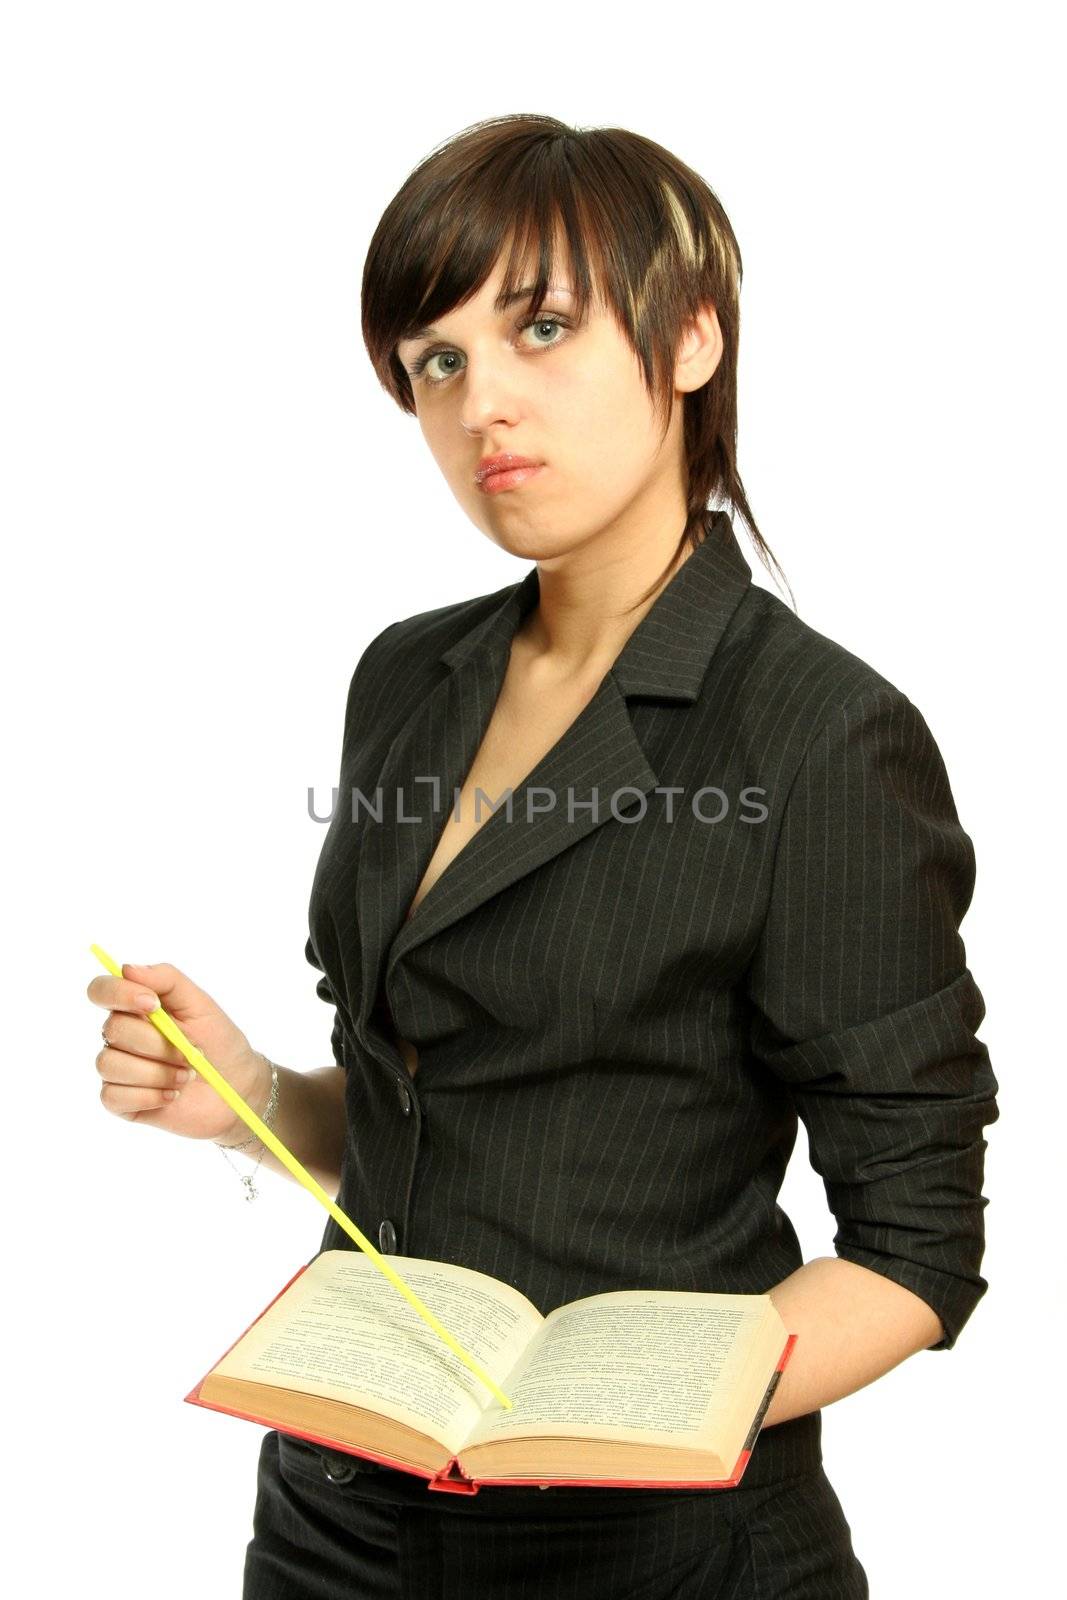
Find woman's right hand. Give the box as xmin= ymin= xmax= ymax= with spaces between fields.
xmin=87 ymin=959 xmax=270 ymax=1143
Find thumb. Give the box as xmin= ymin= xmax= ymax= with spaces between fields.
xmin=121 ymin=961 xmax=219 ymax=1023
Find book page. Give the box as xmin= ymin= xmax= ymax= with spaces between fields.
xmin=465 ymin=1289 xmax=769 ymax=1449
xmin=210 ymin=1252 xmax=543 ymax=1454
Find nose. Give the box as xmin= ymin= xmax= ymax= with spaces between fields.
xmin=458 ymin=354 xmax=523 ymax=438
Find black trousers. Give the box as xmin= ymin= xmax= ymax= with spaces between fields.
xmin=242 ymin=1430 xmax=869 ymax=1598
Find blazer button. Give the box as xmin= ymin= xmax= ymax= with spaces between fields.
xmin=379 ymin=1218 xmax=397 ymax=1253
xmin=321 ymin=1451 xmax=357 ymax=1484
xmin=397 ymin=1080 xmax=412 ymax=1116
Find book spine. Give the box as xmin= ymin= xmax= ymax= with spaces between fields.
xmin=428 ymin=1458 xmax=480 ymax=1495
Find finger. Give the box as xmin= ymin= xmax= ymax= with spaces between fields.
xmin=96 ymin=1044 xmax=192 ymax=1092
xmin=100 ymin=1078 xmax=184 ymax=1119
xmin=121 ymin=960 xmax=222 ymax=1021
xmin=101 ymin=1012 xmax=189 ymax=1067
xmin=86 ymin=973 xmax=161 ymax=1015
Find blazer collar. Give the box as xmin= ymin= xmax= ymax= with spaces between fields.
xmin=439 ymin=509 xmax=753 ymax=703
xmin=354 ymin=510 xmax=754 ymax=1060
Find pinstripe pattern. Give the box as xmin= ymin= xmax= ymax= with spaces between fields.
xmin=244 ymin=510 xmax=996 ymax=1595
xmin=246 ymin=1429 xmax=870 ymax=1597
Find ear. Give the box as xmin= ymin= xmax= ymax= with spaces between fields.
xmin=674 ymin=303 xmax=724 ymax=394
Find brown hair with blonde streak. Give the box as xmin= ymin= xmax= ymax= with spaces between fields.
xmin=360 ymin=112 xmax=794 ymax=613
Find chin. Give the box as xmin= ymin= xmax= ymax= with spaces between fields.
xmin=487 ymin=528 xmax=584 ymax=565
xmin=465 ymin=500 xmax=595 ymax=564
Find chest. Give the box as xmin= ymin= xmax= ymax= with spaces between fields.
xmin=315 ymin=648 xmax=778 ymax=1088
xmin=386 ymin=666 xmax=602 ymax=1081
xmin=404 ymin=666 xmax=603 ymax=923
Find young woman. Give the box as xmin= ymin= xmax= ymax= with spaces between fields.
xmin=89 ymin=114 xmax=998 ymax=1598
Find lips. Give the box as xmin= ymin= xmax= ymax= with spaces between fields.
xmin=474 ymin=453 xmax=542 ymax=485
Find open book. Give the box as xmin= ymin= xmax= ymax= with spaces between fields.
xmin=185 ymin=1250 xmax=796 ymax=1494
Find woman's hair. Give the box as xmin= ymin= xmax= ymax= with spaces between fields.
xmin=361 ymin=113 xmax=792 ymax=611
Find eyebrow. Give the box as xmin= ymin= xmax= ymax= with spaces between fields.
xmin=401 ymin=284 xmax=575 ymax=345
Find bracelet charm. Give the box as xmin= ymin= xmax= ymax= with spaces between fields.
xmin=214 ymin=1058 xmax=280 ymax=1201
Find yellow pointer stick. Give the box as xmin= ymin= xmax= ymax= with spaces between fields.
xmin=90 ymin=943 xmax=512 ymax=1410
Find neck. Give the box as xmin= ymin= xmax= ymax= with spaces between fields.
xmin=514 ymin=512 xmax=697 ymax=683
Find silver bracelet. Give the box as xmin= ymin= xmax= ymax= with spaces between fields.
xmin=214 ymin=1058 xmax=280 ymax=1202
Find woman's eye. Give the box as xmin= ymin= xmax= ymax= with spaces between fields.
xmin=409 ymin=315 xmax=571 ymax=387
xmin=522 ymin=316 xmax=568 ymax=349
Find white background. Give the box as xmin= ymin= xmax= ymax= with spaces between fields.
xmin=3 ymin=2 xmax=1061 ymax=1593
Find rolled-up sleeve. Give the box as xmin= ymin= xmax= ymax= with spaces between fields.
xmin=746 ymin=683 xmax=999 ymax=1350
xmin=305 ymin=933 xmax=349 ymax=1072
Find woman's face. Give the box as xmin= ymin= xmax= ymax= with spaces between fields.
xmin=394 ymin=247 xmax=719 ymax=566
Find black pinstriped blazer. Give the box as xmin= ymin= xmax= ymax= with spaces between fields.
xmin=304 ymin=509 xmax=998 ymax=1492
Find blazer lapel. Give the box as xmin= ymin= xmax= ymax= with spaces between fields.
xmin=354 ymin=510 xmax=754 ymax=1041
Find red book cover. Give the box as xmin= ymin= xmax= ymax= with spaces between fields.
xmin=184 ymin=1265 xmax=797 ymax=1497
